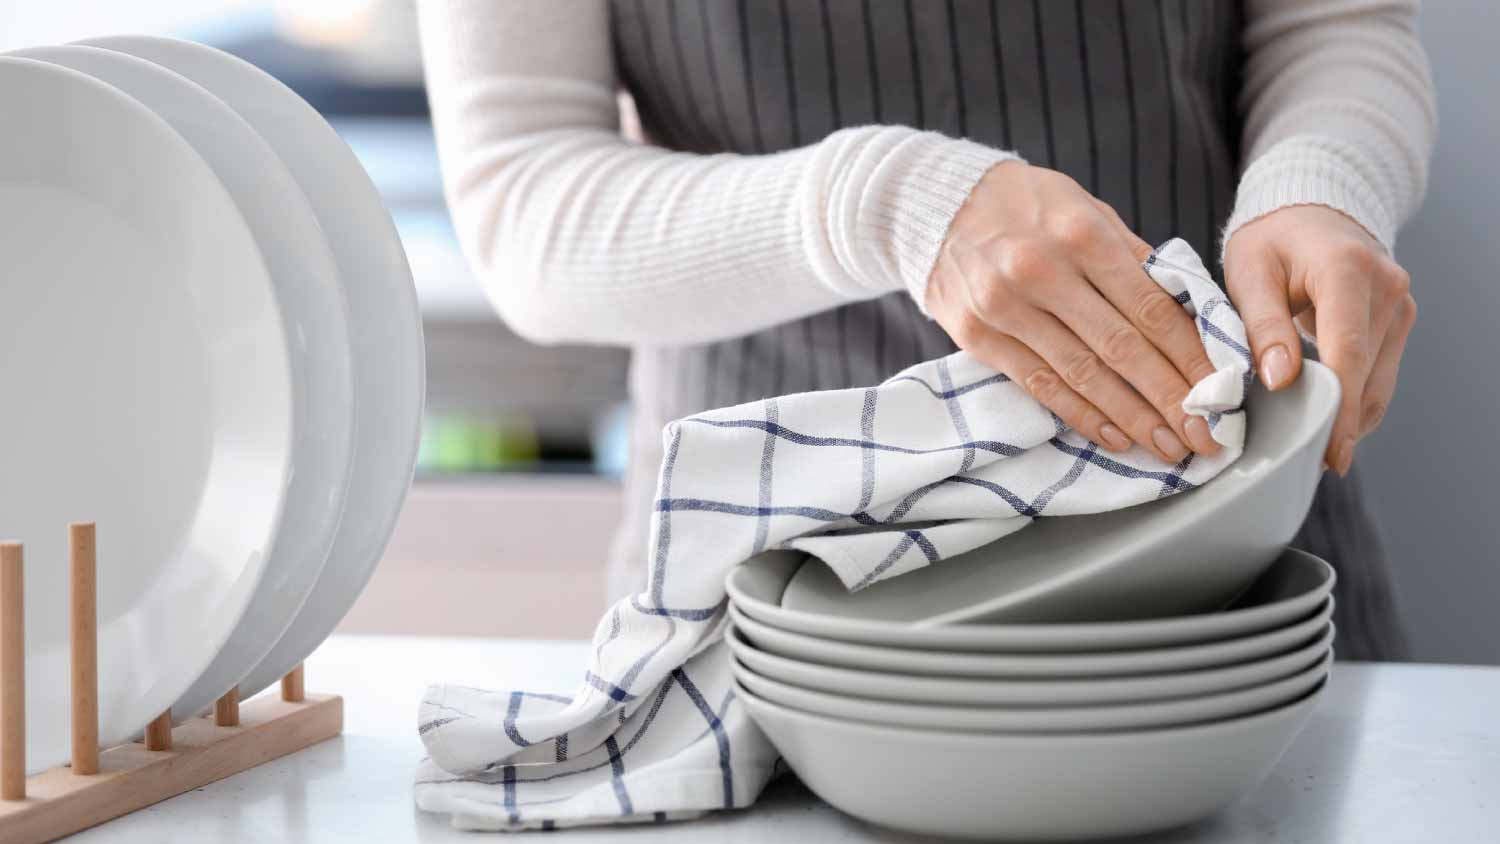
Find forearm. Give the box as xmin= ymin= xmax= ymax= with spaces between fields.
xmin=1225 ymin=0 xmax=1437 ymax=253
xmin=418 ymin=0 xmax=1010 ymax=346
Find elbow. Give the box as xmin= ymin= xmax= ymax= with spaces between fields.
xmin=469 ymin=253 xmax=584 ymax=345
xmin=444 ymin=208 xmax=588 ymax=345
xmin=486 ymin=284 xmax=582 ymax=346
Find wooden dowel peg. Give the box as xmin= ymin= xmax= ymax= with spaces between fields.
xmin=214 ymin=688 xmax=239 ymax=727
xmin=281 ymin=664 xmax=305 ymax=703
xmin=144 ymin=712 xmax=173 ymax=752
xmin=70 ymin=522 xmax=99 ymax=776
xmin=1 ymin=542 xmax=25 ymax=800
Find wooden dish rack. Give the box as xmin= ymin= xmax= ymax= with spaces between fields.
xmin=0 ymin=524 xmax=344 ymax=843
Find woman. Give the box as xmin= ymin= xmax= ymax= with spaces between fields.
xmin=418 ymin=0 xmax=1434 ymax=660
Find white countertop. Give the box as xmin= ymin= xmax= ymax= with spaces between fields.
xmin=63 ymin=635 xmax=1500 ymax=843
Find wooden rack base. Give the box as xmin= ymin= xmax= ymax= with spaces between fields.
xmin=0 ymin=691 xmax=343 ymax=844
xmin=0 ymin=528 xmax=344 ymax=843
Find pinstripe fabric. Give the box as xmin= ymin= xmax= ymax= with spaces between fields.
xmin=607 ymin=0 xmax=1405 ymax=659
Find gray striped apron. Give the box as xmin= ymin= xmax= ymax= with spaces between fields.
xmin=604 ymin=0 xmax=1407 ymax=659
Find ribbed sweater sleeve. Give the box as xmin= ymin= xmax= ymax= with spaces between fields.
xmin=416 ymin=0 xmax=1012 ymax=346
xmin=1225 ymin=0 xmax=1437 ymax=253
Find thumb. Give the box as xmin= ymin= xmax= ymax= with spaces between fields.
xmin=1224 ymin=241 xmax=1303 ymax=391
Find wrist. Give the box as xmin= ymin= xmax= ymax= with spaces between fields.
xmin=1222 ymin=135 xmax=1395 ymax=259
xmin=801 ymin=126 xmax=1018 ymax=308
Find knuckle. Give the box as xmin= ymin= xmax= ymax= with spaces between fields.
xmin=1061 ymin=348 xmax=1105 ymax=390
xmin=1098 ymin=322 xmax=1148 ymax=366
xmin=1048 ymin=209 xmax=1104 ymax=249
xmin=1022 ymin=367 xmax=1065 ymax=403
xmin=996 ymin=242 xmax=1052 ymax=289
xmin=1400 ymin=294 xmax=1417 ymax=326
xmin=968 ymin=279 xmax=1009 ymax=319
xmin=1361 ymin=398 xmax=1388 ymax=433
xmin=1331 ymin=330 xmax=1368 ymax=365
xmin=1245 ymin=312 xmax=1288 ymax=338
xmin=950 ymin=311 xmax=986 ymax=346
xmin=1077 ymin=406 xmax=1109 ymax=432
xmin=1122 ymin=407 xmax=1162 ymax=438
xmin=1039 ymin=168 xmax=1080 ymax=192
xmin=1153 ymin=381 xmax=1191 ymax=417
xmin=1133 ymin=290 xmax=1183 ymax=336
xmin=1385 ymin=263 xmax=1412 ymax=297
xmin=1334 ymin=240 xmax=1380 ymax=275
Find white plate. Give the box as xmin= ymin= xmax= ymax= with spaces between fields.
xmin=781 ymin=363 xmax=1341 ymax=624
xmin=7 ymin=44 xmax=358 ymax=723
xmin=726 ymin=623 xmax=1335 ymax=706
xmin=80 ymin=36 xmax=426 ymax=700
xmin=738 ymin=678 xmax=1325 ymax=840
xmin=727 ymin=600 xmax=1332 ymax=677
xmin=728 ymin=547 xmax=1334 ymax=653
xmin=0 ymin=57 xmax=291 ymax=772
xmin=731 ymin=649 xmax=1331 ymax=733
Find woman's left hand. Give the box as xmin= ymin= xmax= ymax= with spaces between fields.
xmin=1223 ymin=204 xmax=1416 ymax=476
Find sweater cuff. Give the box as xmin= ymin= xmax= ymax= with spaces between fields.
xmin=804 ymin=127 xmax=1017 ymax=309
xmin=1222 ymin=135 xmax=1397 ymax=257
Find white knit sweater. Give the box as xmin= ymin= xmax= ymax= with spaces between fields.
xmin=417 ymin=0 xmax=1435 ymax=347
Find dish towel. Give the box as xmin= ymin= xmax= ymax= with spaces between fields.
xmin=414 ymin=238 xmax=1253 ymax=830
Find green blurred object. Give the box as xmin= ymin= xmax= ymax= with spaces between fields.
xmin=417 ymin=412 xmax=541 ymax=472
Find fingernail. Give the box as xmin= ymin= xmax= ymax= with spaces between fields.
xmin=1183 ymin=416 xmax=1219 ymax=454
xmin=1335 ymin=436 xmax=1356 ymax=476
xmin=1098 ymin=424 xmax=1132 ymax=452
xmin=1152 ymin=426 xmax=1189 ymax=462
xmin=1259 ymin=345 xmax=1292 ymax=390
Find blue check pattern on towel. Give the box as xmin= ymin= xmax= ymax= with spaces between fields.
xmin=414 ymin=239 xmax=1254 ymax=830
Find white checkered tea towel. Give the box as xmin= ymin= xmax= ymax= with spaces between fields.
xmin=414 ymin=238 xmax=1254 ymax=830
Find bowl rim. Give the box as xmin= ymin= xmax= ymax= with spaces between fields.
xmin=724 ymin=620 xmax=1337 ymax=701
xmin=727 ymin=547 xmax=1336 ymax=651
xmin=735 ymin=670 xmax=1330 ymax=748
xmin=726 ymin=597 xmax=1334 ymax=677
xmin=728 ymin=644 xmax=1332 ymax=732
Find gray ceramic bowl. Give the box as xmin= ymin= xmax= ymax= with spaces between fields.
xmin=727 ymin=547 xmax=1335 ymax=653
xmin=730 ymin=649 xmax=1331 ymax=733
xmin=779 ymin=362 xmax=1340 ymax=625
xmin=728 ymin=600 xmax=1332 ymax=678
xmin=738 ymin=679 xmax=1327 ymax=840
xmin=725 ymin=623 xmax=1335 ymax=706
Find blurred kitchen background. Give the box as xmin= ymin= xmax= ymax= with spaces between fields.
xmin=3 ymin=0 xmax=1494 ymax=663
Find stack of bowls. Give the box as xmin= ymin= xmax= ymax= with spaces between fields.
xmin=723 ymin=354 xmax=1346 ymax=840
xmin=726 ymin=549 xmax=1336 ymax=840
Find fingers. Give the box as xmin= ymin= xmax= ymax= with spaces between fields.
xmin=1088 ymin=200 xmax=1217 ymax=389
xmin=1225 ymin=249 xmax=1304 ymax=391
xmin=1359 ymin=294 xmax=1416 ymax=438
xmin=1040 ymin=276 xmax=1220 ymax=455
xmin=1084 ymin=245 xmax=1218 ymax=387
xmin=1310 ymin=273 xmax=1375 ymax=476
xmin=1013 ymin=309 xmax=1191 ymax=462
xmin=964 ymin=329 xmax=1132 ymax=452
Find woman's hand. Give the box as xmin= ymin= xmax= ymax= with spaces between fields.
xmin=1224 ymin=205 xmax=1416 ymax=476
xmin=927 ymin=161 xmax=1220 ymax=463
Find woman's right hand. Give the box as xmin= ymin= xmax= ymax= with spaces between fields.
xmin=926 ymin=161 xmax=1221 ymax=463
